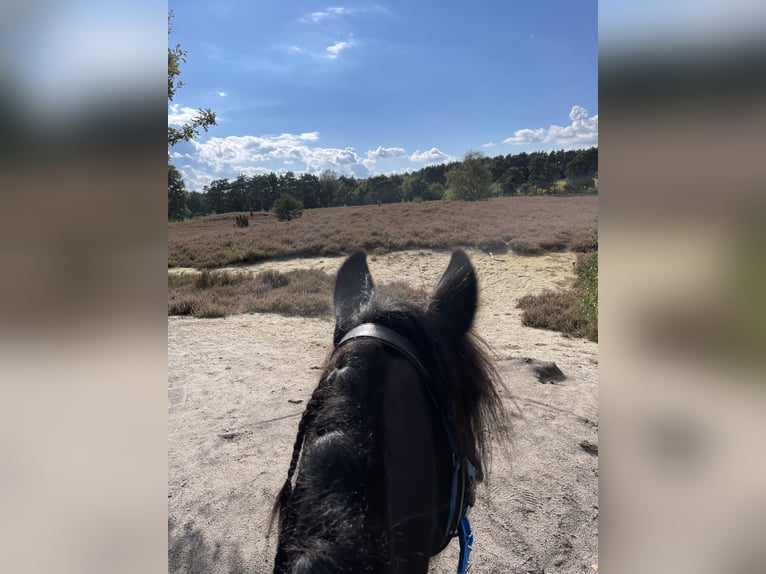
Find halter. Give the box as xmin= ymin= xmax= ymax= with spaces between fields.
xmin=338 ymin=323 xmax=477 ymax=574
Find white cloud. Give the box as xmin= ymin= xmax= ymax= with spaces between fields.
xmin=409 ymin=147 xmax=454 ymax=165
xmin=326 ymin=40 xmax=353 ymax=59
xmin=217 ymin=91 xmax=227 ymax=97
xmin=177 ymin=164 xmax=217 ymax=191
xmin=185 ymin=132 xmax=458 ymax=185
xmin=366 ymin=146 xmax=407 ymax=160
xmin=168 ymin=103 xmax=199 ymax=127
xmin=189 ymin=132 xmax=373 ymax=179
xmin=307 ymin=6 xmax=351 ymax=22
xmin=501 ymin=105 xmax=598 ymax=148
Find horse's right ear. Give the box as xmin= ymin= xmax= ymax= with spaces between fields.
xmin=427 ymin=249 xmax=477 ymax=336
xmin=333 ymin=250 xmax=375 ymax=328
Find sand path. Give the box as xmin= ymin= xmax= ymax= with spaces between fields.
xmin=168 ymin=249 xmax=598 ymax=573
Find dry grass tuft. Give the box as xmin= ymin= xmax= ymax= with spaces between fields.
xmin=168 ymin=269 xmax=424 ymax=319
xmin=517 ymin=252 xmax=598 ymax=341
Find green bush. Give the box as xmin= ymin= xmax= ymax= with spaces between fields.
xmin=444 ymin=151 xmax=492 ymax=201
xmin=576 ymin=251 xmax=598 ymax=340
xmin=235 ymin=214 xmax=249 ymax=227
xmin=272 ymin=194 xmax=304 ymax=221
xmin=517 ymin=251 xmax=598 ymax=341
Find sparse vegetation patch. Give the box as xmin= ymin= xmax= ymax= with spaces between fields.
xmin=168 ymin=269 xmax=423 ymax=319
xmin=517 ymin=251 xmax=598 ymax=341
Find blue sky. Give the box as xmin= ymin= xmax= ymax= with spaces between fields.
xmin=169 ymin=1 xmax=598 ymax=190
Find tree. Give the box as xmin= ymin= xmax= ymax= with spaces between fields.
xmin=401 ymin=173 xmax=429 ymax=202
xmin=228 ymin=174 xmax=249 ymax=212
xmin=445 ymin=151 xmax=493 ymax=201
xmin=272 ymin=194 xmax=303 ymax=221
xmin=204 ymin=179 xmax=230 ymax=214
xmin=297 ymin=173 xmax=321 ymax=208
xmin=168 ymin=163 xmax=191 ymax=221
xmin=278 ymin=172 xmax=299 ymax=199
xmin=187 ymin=190 xmax=206 ymax=216
xmin=168 ymin=11 xmax=216 ymax=148
xmin=564 ymin=148 xmax=597 ymax=192
xmin=499 ymin=166 xmax=526 ymax=195
xmin=361 ymin=175 xmax=402 ymax=204
xmin=425 ymin=182 xmax=445 ymax=200
xmin=527 ymin=152 xmax=557 ymax=192
xmin=318 ymin=170 xmax=340 ymax=207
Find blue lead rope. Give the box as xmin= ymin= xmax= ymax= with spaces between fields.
xmin=457 ymin=516 xmax=474 ymax=573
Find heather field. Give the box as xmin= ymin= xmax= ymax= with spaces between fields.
xmin=168 ymin=195 xmax=598 ymax=268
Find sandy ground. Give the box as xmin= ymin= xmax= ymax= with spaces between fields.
xmin=168 ymin=249 xmax=598 ymax=573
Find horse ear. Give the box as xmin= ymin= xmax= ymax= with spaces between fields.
xmin=334 ymin=250 xmax=375 ymax=327
xmin=427 ymin=249 xmax=477 ymax=335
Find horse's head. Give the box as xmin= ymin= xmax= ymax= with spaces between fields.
xmin=333 ymin=249 xmax=502 ymax=477
xmin=273 ymin=250 xmax=507 ymax=573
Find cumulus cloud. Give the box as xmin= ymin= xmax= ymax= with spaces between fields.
xmin=326 ymin=40 xmax=353 ymax=59
xmin=366 ymin=146 xmax=407 ymax=160
xmin=189 ymin=132 xmax=373 ymax=179
xmin=409 ymin=147 xmax=454 ymax=165
xmin=177 ymin=164 xmax=218 ymax=191
xmin=185 ymin=132 xmax=457 ymax=185
xmin=168 ymin=103 xmax=199 ymax=127
xmin=217 ymin=91 xmax=227 ymax=97
xmin=501 ymin=105 xmax=598 ymax=148
xmin=307 ymin=6 xmax=351 ymax=22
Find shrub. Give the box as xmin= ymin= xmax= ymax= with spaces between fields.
xmin=576 ymin=251 xmax=598 ymax=338
xmin=272 ymin=194 xmax=304 ymax=221
xmin=195 ymin=269 xmax=247 ymax=289
xmin=509 ymin=239 xmax=543 ymax=255
xmin=518 ymin=289 xmax=585 ymax=334
xmin=168 ymin=268 xmax=423 ymax=320
xmin=563 ymin=176 xmax=596 ymax=194
xmin=235 ymin=214 xmax=249 ymax=227
xmin=571 ymin=228 xmax=598 ymax=252
xmin=517 ymin=251 xmax=598 ymax=341
xmin=444 ymin=151 xmax=492 ymax=201
xmin=259 ymin=269 xmax=290 ymax=289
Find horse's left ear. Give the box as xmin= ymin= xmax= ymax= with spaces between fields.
xmin=427 ymin=249 xmax=477 ymax=335
xmin=334 ymin=250 xmax=375 ymax=328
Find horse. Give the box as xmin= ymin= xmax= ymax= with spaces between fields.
xmin=271 ymin=249 xmax=507 ymax=573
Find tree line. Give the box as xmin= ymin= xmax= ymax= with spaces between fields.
xmin=168 ymin=147 xmax=597 ymax=221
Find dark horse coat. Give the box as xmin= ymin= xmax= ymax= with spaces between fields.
xmin=272 ymin=250 xmax=506 ymax=573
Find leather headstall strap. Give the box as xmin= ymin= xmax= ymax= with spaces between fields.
xmin=337 ymin=322 xmax=476 ymax=573
xmin=338 ymin=323 xmax=432 ymax=383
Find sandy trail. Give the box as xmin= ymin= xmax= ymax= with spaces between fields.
xmin=168 ymin=249 xmax=598 ymax=573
